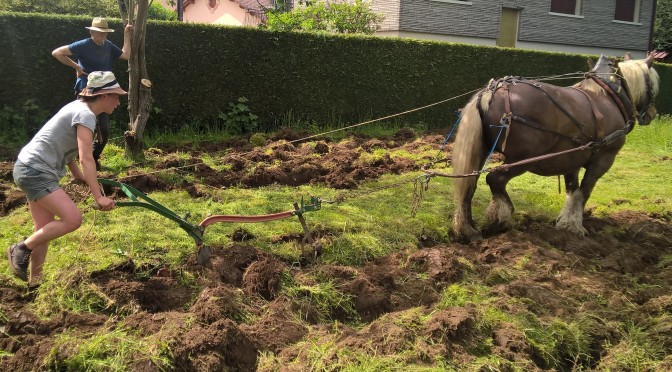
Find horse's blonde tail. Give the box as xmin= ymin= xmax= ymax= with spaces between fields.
xmin=452 ymin=93 xmax=486 ymax=237
xmin=453 ymin=93 xmax=485 ymax=187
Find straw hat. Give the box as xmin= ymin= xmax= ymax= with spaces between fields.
xmin=85 ymin=17 xmax=114 ymax=33
xmin=78 ymin=71 xmax=127 ymax=97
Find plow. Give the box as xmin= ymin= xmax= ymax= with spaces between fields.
xmin=97 ymin=179 xmax=323 ymax=265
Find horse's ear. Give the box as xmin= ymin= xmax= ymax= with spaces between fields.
xmin=645 ymin=51 xmax=654 ymax=67
xmin=624 ymin=52 xmax=632 ymax=61
xmin=586 ymin=58 xmax=595 ymax=70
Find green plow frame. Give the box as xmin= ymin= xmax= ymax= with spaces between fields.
xmin=97 ymin=179 xmax=322 ymax=265
xmin=97 ymin=178 xmax=205 ymax=246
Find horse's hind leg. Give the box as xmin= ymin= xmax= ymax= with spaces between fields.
xmin=556 ymin=171 xmax=588 ymax=235
xmin=484 ymin=168 xmax=525 ymax=234
xmin=454 ymin=177 xmax=483 ymax=242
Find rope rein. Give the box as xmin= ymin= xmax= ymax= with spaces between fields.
xmin=110 ymin=71 xmax=595 ymax=184
xmin=112 ymin=88 xmax=483 ymax=182
xmin=424 ymin=141 xmax=597 ymax=180
xmin=101 ymin=71 xmax=602 ymax=213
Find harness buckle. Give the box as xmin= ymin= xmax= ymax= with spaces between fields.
xmin=588 ymin=141 xmax=604 ymax=152
xmin=500 ymin=113 xmax=512 ymax=126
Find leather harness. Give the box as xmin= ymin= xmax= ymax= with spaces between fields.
xmin=481 ymin=71 xmax=644 ymax=152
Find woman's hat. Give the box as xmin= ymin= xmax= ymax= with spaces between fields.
xmin=85 ymin=17 xmax=114 ymax=33
xmin=79 ymin=71 xmax=127 ymax=97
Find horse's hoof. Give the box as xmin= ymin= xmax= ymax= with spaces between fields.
xmin=470 ymin=234 xmax=484 ymax=244
xmin=575 ymin=226 xmax=588 ymax=236
xmin=457 ymin=226 xmax=483 ymax=243
xmin=485 ymin=222 xmax=509 ymax=235
xmin=555 ymin=221 xmax=588 ymax=236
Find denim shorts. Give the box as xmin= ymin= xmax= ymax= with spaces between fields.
xmin=13 ymin=160 xmax=61 ymax=202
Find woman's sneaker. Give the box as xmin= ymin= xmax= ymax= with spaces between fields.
xmin=7 ymin=242 xmax=31 ymax=281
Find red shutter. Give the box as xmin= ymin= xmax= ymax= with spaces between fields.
xmin=550 ymin=0 xmax=577 ymax=14
xmin=614 ymin=0 xmax=636 ymax=22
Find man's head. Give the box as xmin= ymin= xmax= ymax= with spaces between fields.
xmin=86 ymin=17 xmax=114 ymax=33
xmin=86 ymin=17 xmax=114 ymax=44
xmin=79 ymin=71 xmax=127 ymax=113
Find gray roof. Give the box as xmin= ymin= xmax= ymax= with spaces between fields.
xmin=236 ymin=0 xmax=272 ymax=12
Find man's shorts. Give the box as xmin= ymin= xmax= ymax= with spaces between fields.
xmin=13 ymin=160 xmax=61 ymax=202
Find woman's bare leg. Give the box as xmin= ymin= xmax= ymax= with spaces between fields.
xmin=24 ymin=189 xmax=82 ymax=283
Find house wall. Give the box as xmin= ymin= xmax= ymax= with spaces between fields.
xmin=516 ymin=40 xmax=647 ymax=58
xmin=375 ymin=30 xmax=495 ymax=46
xmin=160 ymin=0 xmax=249 ymax=26
xmin=370 ymin=1 xmax=401 ymax=31
xmin=371 ymin=0 xmax=654 ymax=57
xmin=518 ymin=0 xmax=653 ymax=51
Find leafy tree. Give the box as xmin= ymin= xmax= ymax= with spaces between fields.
xmin=0 ymin=0 xmax=176 ymax=21
xmin=654 ymin=0 xmax=672 ymax=51
xmin=0 ymin=0 xmax=120 ymax=17
xmin=265 ymin=0 xmax=383 ymax=34
xmin=147 ymin=1 xmax=177 ymax=21
xmin=119 ymin=0 xmax=153 ymax=158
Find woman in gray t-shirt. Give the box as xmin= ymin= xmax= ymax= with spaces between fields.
xmin=7 ymin=71 xmax=126 ymax=287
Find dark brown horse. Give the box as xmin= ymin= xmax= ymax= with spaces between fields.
xmin=452 ymin=53 xmax=660 ymax=242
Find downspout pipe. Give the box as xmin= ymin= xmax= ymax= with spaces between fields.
xmin=178 ymin=0 xmax=184 ymax=21
xmin=649 ymin=0 xmax=657 ymax=52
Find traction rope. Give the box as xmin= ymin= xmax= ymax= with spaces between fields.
xmin=425 ymin=141 xmax=596 ymax=179
xmin=102 ymin=72 xmax=595 ymax=216
xmin=109 ymin=71 xmax=595 ymax=182
xmin=111 ymin=88 xmax=482 ymax=182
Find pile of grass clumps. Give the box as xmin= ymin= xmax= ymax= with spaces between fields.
xmin=281 ymin=271 xmax=359 ymax=323
xmin=45 ymin=327 xmax=173 ymax=371
xmin=1 ymin=116 xmax=670 ymax=370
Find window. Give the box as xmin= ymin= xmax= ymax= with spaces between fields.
xmin=614 ymin=0 xmax=640 ymax=23
xmin=550 ymin=0 xmax=582 ymax=16
xmin=430 ymin=0 xmax=472 ymax=4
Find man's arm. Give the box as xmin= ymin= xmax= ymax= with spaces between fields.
xmin=119 ymin=24 xmax=134 ymax=60
xmin=52 ymin=45 xmax=86 ymax=77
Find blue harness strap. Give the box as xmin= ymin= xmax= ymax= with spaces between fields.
xmin=482 ymin=125 xmax=507 ymax=172
xmin=441 ymin=111 xmax=462 ymax=148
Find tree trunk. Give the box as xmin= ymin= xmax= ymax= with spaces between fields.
xmin=121 ymin=0 xmax=151 ymax=159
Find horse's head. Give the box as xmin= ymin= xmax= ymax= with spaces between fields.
xmin=618 ymin=52 xmax=660 ymax=125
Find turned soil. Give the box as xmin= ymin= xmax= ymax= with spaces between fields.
xmin=1 ymin=130 xmax=670 ymax=371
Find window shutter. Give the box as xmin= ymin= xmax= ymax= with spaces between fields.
xmin=550 ymin=0 xmax=576 ymax=14
xmin=614 ymin=0 xmax=636 ymax=22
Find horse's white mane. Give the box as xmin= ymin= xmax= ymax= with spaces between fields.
xmin=618 ymin=59 xmax=660 ymax=106
xmin=575 ymin=78 xmax=604 ymax=95
xmin=575 ymin=58 xmax=659 ymax=106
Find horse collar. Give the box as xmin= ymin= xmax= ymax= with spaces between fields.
xmin=587 ymin=73 xmax=636 ymax=128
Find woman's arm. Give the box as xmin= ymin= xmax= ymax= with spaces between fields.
xmin=76 ymin=125 xmax=115 ymax=210
xmin=67 ymin=161 xmax=85 ymax=182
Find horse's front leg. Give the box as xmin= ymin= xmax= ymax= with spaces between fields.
xmin=557 ymin=153 xmax=619 ymax=235
xmin=485 ymin=167 xmax=525 ymax=234
xmin=556 ymin=171 xmax=587 ymax=235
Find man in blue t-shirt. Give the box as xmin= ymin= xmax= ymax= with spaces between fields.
xmin=52 ymin=17 xmax=133 ymax=170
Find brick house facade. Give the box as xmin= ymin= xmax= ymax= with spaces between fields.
xmin=167 ymin=0 xmax=656 ymax=58
xmin=370 ymin=0 xmax=656 ymax=58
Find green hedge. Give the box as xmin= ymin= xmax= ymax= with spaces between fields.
xmin=1 ymin=11 xmax=670 ymax=137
